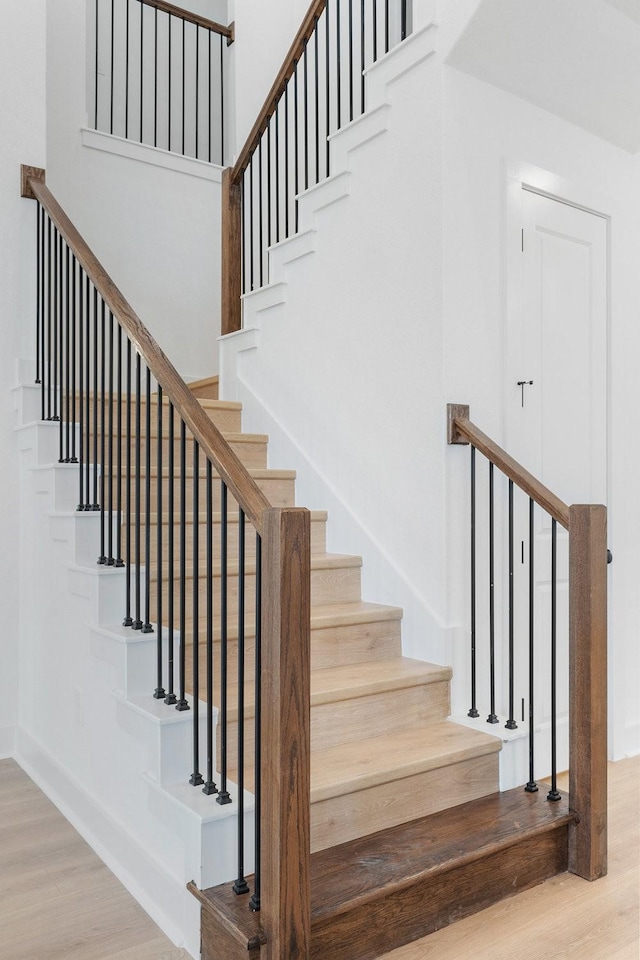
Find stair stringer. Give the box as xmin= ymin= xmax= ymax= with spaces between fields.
xmin=13 ymin=396 xmax=248 ymax=959
xmin=219 ymin=23 xmax=454 ymax=669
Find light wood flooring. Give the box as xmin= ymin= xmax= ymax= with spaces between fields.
xmin=0 ymin=756 xmax=637 ymax=959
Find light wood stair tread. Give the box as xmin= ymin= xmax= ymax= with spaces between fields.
xmin=310 ymin=720 xmax=502 ymax=803
xmin=150 ymin=552 xmax=362 ymax=581
xmin=138 ymin=467 xmax=295 ymax=482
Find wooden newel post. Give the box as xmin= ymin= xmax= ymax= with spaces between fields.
xmin=221 ymin=167 xmax=242 ymax=336
xmin=568 ymin=503 xmax=608 ymax=881
xmin=260 ymin=507 xmax=312 ymax=960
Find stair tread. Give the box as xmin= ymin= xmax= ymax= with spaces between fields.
xmin=310 ymin=720 xmax=501 ymax=803
xmin=194 ymin=786 xmax=573 ymax=940
xmin=140 ymin=509 xmax=327 ymax=525
xmin=150 ymin=552 xmax=362 ymax=582
xmin=140 ymin=467 xmax=296 ymax=480
xmin=217 ymin=657 xmax=450 ymax=717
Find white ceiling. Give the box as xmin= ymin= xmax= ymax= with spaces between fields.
xmin=447 ymin=0 xmax=640 ymax=153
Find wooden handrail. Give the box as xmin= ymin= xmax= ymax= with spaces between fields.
xmin=137 ymin=0 xmax=234 ymax=40
xmin=29 ymin=177 xmax=269 ymax=533
xmin=447 ymin=405 xmax=570 ymax=529
xmin=231 ymin=0 xmax=327 ymax=182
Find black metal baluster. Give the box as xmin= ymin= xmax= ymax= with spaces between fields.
xmin=107 ymin=310 xmax=115 ymax=563
xmin=233 ymin=507 xmax=249 ymax=896
xmin=182 ymin=19 xmax=186 ymax=155
xmin=373 ymin=0 xmax=378 ymax=61
xmin=294 ymin=60 xmax=299 ymax=231
xmin=203 ymin=458 xmax=218 ymax=795
xmin=303 ymin=40 xmax=309 ymax=191
xmin=275 ymin=103 xmax=280 ymax=243
xmin=46 ymin=216 xmax=52 ymax=420
xmin=36 ymin=205 xmax=41 ymax=386
xmin=258 ymin=139 xmax=263 ymax=288
xmin=506 ymin=479 xmax=517 ymax=729
xmin=348 ymin=0 xmax=354 ymax=122
xmin=53 ymin=228 xmax=59 ymax=426
xmin=133 ymin=351 xmax=143 ymax=628
xmin=249 ymin=157 xmax=254 ymax=291
xmin=217 ymin=480 xmax=232 ymax=805
xmin=190 ymin=442 xmax=204 ymax=783
xmin=325 ymin=1 xmax=331 ymax=176
xmin=468 ymin=446 xmax=479 ymax=718
xmin=266 ymin=121 xmax=271 ymax=255
xmin=284 ymin=84 xmax=290 ymax=237
xmin=487 ymin=461 xmax=498 ymax=723
xmin=123 ymin=337 xmax=133 ymax=625
xmin=168 ymin=14 xmax=172 ymax=151
xmin=92 ymin=287 xmax=99 ymax=510
xmin=208 ymin=29 xmax=212 ymax=163
xmin=85 ymin=276 xmax=92 ymax=509
xmin=249 ymin=532 xmax=262 ymax=913
xmin=525 ymin=498 xmax=538 ymax=792
xmin=165 ymin=402 xmax=177 ymax=704
xmin=195 ymin=26 xmax=200 ymax=159
xmin=70 ymin=255 xmax=77 ymax=464
xmin=360 ymin=0 xmax=365 ymax=115
xmin=547 ymin=518 xmax=561 ymax=801
xmin=115 ymin=324 xmax=124 ymax=567
xmin=176 ymin=419 xmax=189 ymax=710
xmin=154 ymin=6 xmax=158 ymax=147
xmin=220 ymin=33 xmax=224 ymax=165
xmin=95 ymin=0 xmax=99 ymax=128
xmin=110 ymin=0 xmax=115 ymax=134
xmin=336 ymin=0 xmax=342 ymax=129
xmin=64 ymin=243 xmax=71 ymax=461
xmin=140 ymin=0 xmax=144 ymax=142
xmin=154 ymin=384 xmax=165 ymax=697
xmin=142 ymin=366 xmax=153 ymax=631
xmin=98 ymin=299 xmax=107 ymax=564
xmin=385 ymin=0 xmax=390 ymax=53
xmin=77 ymin=264 xmax=85 ymax=509
xmin=314 ymin=18 xmax=320 ymax=184
xmin=125 ymin=0 xmax=130 ymax=138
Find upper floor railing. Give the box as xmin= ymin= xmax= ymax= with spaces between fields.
xmin=448 ymin=403 xmax=608 ymax=882
xmin=222 ymin=0 xmax=410 ymax=334
xmin=93 ymin=0 xmax=234 ymax=163
xmin=22 ymin=164 xmax=311 ymax=952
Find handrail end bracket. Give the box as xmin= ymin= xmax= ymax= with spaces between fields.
xmin=447 ymin=403 xmax=470 ymax=445
xmin=21 ymin=165 xmax=46 ymax=200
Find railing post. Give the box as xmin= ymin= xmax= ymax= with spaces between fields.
xmin=260 ymin=506 xmax=311 ymax=960
xmin=221 ymin=167 xmax=242 ymax=335
xmin=568 ymin=503 xmax=608 ymax=880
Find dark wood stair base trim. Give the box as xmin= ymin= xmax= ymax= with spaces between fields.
xmin=193 ymin=787 xmax=576 ymax=960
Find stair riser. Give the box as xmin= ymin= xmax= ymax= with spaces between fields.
xmin=309 ymin=828 xmax=570 ymax=960
xmin=310 ymin=753 xmax=499 ymax=852
xmin=90 ymin=436 xmax=268 ymax=471
xmin=136 ymin=517 xmax=326 ymax=563
xmin=220 ymin=679 xmax=451 ymax=762
xmin=122 ymin=473 xmax=295 ymax=516
xmin=148 ymin=563 xmax=362 ymax=617
xmin=80 ymin=399 xmax=240 ymax=432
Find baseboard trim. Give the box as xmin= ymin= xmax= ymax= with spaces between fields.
xmin=14 ymin=727 xmax=199 ymax=958
xmin=0 ymin=725 xmax=16 ymax=759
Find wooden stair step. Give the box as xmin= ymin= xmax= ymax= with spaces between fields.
xmin=193 ymin=787 xmax=576 ymax=960
xmin=188 ymin=375 xmax=219 ymax=400
xmin=308 ymin=720 xmax=501 ymax=850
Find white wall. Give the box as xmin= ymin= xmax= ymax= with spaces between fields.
xmin=441 ymin=66 xmax=640 ymax=760
xmin=47 ymin=0 xmax=222 ymax=382
xmin=0 ymin=0 xmax=47 ymax=755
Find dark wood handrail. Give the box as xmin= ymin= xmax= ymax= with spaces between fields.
xmin=231 ymin=0 xmax=327 ymax=182
xmin=448 ymin=407 xmax=570 ymax=529
xmin=29 ymin=177 xmax=269 ymax=533
xmin=137 ymin=0 xmax=234 ymax=40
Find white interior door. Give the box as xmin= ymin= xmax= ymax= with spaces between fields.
xmin=506 ymin=188 xmax=608 ymax=777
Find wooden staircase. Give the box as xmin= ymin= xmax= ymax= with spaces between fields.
xmin=134 ymin=380 xmax=576 ymax=959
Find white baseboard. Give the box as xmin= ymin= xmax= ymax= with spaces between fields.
xmin=0 ymin=725 xmax=16 ymax=759
xmin=14 ymin=727 xmax=200 ymax=958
